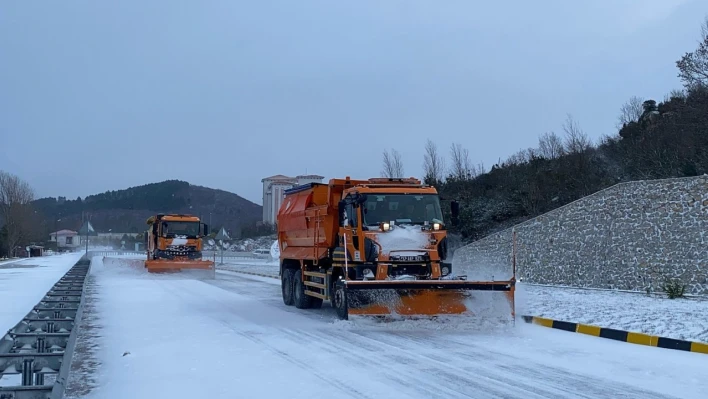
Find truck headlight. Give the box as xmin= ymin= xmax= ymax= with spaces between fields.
xmin=433 ymin=223 xmax=441 ymax=230
xmin=381 ymin=222 xmax=390 ymax=231
xmin=441 ymin=265 xmax=450 ymax=276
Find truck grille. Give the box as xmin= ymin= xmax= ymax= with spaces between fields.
xmin=389 ymin=264 xmax=428 ymax=277
xmin=166 ymin=245 xmax=197 ymax=254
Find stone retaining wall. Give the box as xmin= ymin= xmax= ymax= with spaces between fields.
xmin=455 ymin=176 xmax=708 ymax=295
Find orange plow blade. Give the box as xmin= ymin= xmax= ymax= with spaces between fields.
xmin=144 ymin=259 xmax=216 ymax=279
xmin=344 ymin=279 xmax=515 ymax=320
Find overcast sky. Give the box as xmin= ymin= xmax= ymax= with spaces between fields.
xmin=1 ymin=1 xmax=706 ymax=206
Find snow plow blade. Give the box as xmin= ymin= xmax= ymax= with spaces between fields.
xmin=144 ymin=259 xmax=216 ymax=279
xmin=343 ymin=279 xmax=515 ymax=319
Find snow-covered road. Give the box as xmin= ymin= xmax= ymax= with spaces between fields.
xmin=69 ymin=256 xmax=705 ymax=399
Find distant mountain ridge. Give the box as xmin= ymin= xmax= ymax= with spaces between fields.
xmin=32 ymin=180 xmax=262 ymax=235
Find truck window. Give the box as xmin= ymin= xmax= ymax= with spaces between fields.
xmin=345 ymin=197 xmax=358 ymax=228
xmin=362 ymin=194 xmax=443 ymax=226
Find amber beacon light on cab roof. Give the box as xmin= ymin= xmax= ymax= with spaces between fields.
xmin=276 ymin=176 xmax=516 ymax=320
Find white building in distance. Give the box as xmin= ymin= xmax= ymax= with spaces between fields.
xmin=49 ymin=229 xmax=81 ymax=249
xmin=261 ymin=174 xmax=324 ymax=225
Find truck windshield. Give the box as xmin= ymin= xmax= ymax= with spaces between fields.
xmin=161 ymin=221 xmax=200 ymax=237
xmin=362 ymin=194 xmax=444 ymax=226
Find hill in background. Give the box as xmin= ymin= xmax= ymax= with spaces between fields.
xmin=32 ymin=180 xmax=263 ymax=237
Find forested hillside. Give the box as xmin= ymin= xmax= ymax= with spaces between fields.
xmin=393 ymin=18 xmax=708 ymax=241
xmin=32 ymin=180 xmax=263 ymax=236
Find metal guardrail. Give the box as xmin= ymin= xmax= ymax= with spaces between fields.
xmin=0 ymin=256 xmax=90 ymax=399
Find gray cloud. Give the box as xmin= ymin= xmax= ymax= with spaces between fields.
xmin=1 ymin=0 xmax=705 ymax=205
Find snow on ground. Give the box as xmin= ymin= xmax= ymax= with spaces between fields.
xmin=218 ymin=259 xmax=708 ymax=344
xmin=0 ymin=258 xmax=25 ymax=267
xmin=0 ymin=252 xmax=85 ymax=332
xmin=219 ymin=258 xmax=278 ymax=276
xmin=70 ymin=258 xmax=706 ymax=399
xmin=516 ymin=283 xmax=708 ymax=343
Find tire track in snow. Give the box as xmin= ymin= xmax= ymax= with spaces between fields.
xmin=201 ymin=276 xmax=563 ymax=398
xmin=188 ymin=272 xmax=683 ymax=399
xmin=158 ymin=280 xmax=374 ymax=399
xmin=343 ymin=329 xmax=549 ymax=399
xmin=350 ymin=330 xmax=679 ymax=399
xmin=276 ymin=328 xmax=481 ymax=399
xmin=435 ymin=333 xmax=681 ymax=399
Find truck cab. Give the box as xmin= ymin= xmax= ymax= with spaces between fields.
xmin=336 ymin=178 xmax=458 ymax=281
xmin=145 ymin=214 xmax=210 ymax=261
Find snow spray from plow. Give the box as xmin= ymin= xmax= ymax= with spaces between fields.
xmin=340 ymin=229 xmax=519 ymax=323
xmin=102 ymin=256 xmax=216 ymax=280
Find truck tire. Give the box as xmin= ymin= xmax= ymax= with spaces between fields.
xmin=332 ymin=280 xmax=348 ymax=320
xmin=293 ymin=270 xmax=313 ymax=309
xmin=282 ymin=269 xmax=295 ymax=306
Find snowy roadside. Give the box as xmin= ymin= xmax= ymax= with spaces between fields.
xmin=0 ymin=252 xmax=85 ymax=332
xmin=0 ymin=258 xmax=24 ymax=266
xmin=219 ymin=260 xmax=708 ymax=344
xmin=516 ymin=283 xmax=708 ymax=343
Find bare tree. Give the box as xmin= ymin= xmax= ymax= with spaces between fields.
xmin=537 ymin=132 xmax=565 ymax=160
xmin=616 ymin=96 xmax=645 ymax=129
xmin=0 ymin=171 xmax=35 ymax=257
xmin=449 ymin=143 xmax=473 ymax=180
xmin=504 ymin=147 xmax=539 ymax=166
xmin=676 ymin=16 xmax=708 ymax=89
xmin=381 ymin=149 xmax=405 ymax=178
xmin=422 ymin=139 xmax=445 ymax=185
xmin=469 ymin=161 xmax=486 ymax=178
xmin=562 ymin=114 xmax=592 ymax=154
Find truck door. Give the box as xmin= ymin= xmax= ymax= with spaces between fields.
xmin=340 ymin=195 xmax=360 ymax=256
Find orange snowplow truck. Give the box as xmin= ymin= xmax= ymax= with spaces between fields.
xmin=144 ymin=213 xmax=215 ymax=277
xmin=277 ymin=176 xmax=515 ymax=320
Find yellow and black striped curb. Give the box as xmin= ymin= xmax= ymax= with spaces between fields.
xmin=522 ymin=315 xmax=708 ymax=355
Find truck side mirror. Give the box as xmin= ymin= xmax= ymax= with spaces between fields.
xmin=143 ymin=231 xmax=148 ymax=243
xmin=450 ymin=200 xmax=460 ymax=226
xmin=202 ymin=223 xmax=209 ymax=236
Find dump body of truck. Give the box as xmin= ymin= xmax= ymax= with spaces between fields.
xmin=277 ymin=176 xmax=515 ymax=320
xmin=144 ymin=213 xmax=215 ymax=277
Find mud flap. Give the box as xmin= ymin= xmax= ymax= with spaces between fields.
xmin=343 ymin=279 xmax=515 ymax=319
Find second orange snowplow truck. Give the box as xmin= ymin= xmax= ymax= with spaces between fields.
xmin=277 ymin=176 xmax=515 ymax=320
xmin=144 ymin=213 xmax=215 ymax=278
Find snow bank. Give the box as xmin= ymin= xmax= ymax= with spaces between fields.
xmin=516 ymin=283 xmax=708 ymax=343
xmin=0 ymin=252 xmax=85 ymax=332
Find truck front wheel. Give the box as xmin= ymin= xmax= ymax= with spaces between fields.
xmin=282 ymin=269 xmax=295 ymax=306
xmin=332 ymin=280 xmax=348 ymax=320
